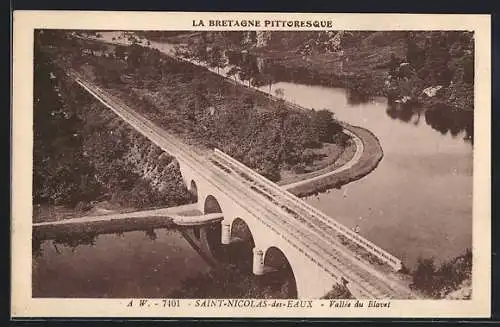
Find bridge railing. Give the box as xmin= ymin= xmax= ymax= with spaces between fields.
xmin=213 ymin=148 xmax=403 ymax=271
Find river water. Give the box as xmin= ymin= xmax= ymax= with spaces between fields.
xmin=33 ymin=32 xmax=473 ymax=297
xmin=264 ymin=82 xmax=472 ymax=269
xmin=33 ymin=228 xmax=211 ymax=297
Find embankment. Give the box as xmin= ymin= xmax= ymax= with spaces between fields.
xmin=285 ymin=125 xmax=383 ymax=197
xmin=68 ymin=35 xmax=385 ymax=198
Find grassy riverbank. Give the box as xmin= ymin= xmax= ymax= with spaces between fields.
xmin=278 ymin=132 xmax=356 ymax=186
xmin=286 ymin=125 xmax=383 ymax=197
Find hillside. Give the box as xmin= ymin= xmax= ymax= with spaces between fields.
xmin=34 ymin=30 xmax=352 ymax=212
xmin=161 ymin=31 xmax=474 ymax=111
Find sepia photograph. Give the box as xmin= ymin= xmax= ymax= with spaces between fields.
xmin=12 ymin=12 xmax=491 ymax=318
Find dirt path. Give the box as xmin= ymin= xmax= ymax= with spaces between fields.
xmin=282 ymin=128 xmax=364 ymax=190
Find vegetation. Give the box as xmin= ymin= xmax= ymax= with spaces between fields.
xmin=286 ymin=126 xmax=383 ymax=197
xmin=33 ymin=41 xmax=101 ymax=206
xmin=166 ymin=31 xmax=474 ymax=112
xmin=387 ymin=31 xmax=474 ymax=111
xmin=169 ymin=264 xmax=296 ymax=299
xmin=320 ymin=283 xmax=354 ymax=299
xmin=410 ymin=249 xmax=472 ymax=299
xmin=46 ymin=32 xmax=345 ymax=183
xmin=33 ymin=34 xmax=192 ymax=214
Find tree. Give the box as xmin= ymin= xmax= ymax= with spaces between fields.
xmin=274 ymin=87 xmax=285 ymax=99
xmin=411 ymin=258 xmax=437 ymax=296
xmin=209 ymin=45 xmax=225 ymax=75
xmin=208 ymin=46 xmax=227 ymax=97
xmin=419 ymin=34 xmax=452 ymax=84
xmin=127 ymin=43 xmax=144 ymax=68
xmin=265 ymin=73 xmax=274 ymax=95
xmin=311 ymin=109 xmax=343 ymax=143
xmin=114 ymin=46 xmax=126 ymax=60
xmin=462 ymin=54 xmax=474 ymax=84
xmin=388 ymin=52 xmax=400 ymax=77
xmin=194 ymin=40 xmax=208 ymax=64
xmin=406 ymin=32 xmax=425 ymax=70
xmin=238 ymin=66 xmax=252 ymax=87
xmin=321 ymin=283 xmax=354 ymax=299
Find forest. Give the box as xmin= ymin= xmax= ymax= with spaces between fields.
xmin=33 ymin=37 xmax=192 ymax=211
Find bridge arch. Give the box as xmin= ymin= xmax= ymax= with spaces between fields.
xmin=263 ymin=246 xmax=298 ymax=299
xmin=230 ymin=218 xmax=255 ymax=246
xmin=204 ymin=195 xmax=222 ymax=214
xmin=226 ymin=218 xmax=255 ymax=271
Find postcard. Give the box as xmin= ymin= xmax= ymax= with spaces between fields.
xmin=12 ymin=11 xmax=491 ymax=318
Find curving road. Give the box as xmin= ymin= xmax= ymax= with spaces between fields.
xmin=282 ymin=129 xmax=364 ymax=190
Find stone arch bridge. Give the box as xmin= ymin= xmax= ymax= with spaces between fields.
xmin=51 ymin=73 xmax=417 ymax=300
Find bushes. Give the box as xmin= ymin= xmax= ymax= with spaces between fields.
xmin=410 ymin=249 xmax=472 ymax=298
xmin=169 ymin=264 xmax=295 ymax=299
xmin=321 ymin=283 xmax=354 ymax=299
xmin=34 ymin=40 xmax=193 ymax=210
xmin=40 ymin=33 xmax=350 ymax=206
xmin=33 ymin=43 xmax=102 ymax=206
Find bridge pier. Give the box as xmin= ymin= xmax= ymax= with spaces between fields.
xmin=221 ymin=222 xmax=231 ymax=245
xmin=252 ymin=247 xmax=265 ymax=275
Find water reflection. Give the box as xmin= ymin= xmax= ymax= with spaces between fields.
xmin=33 ymin=225 xmax=297 ymax=298
xmin=225 ymin=50 xmax=472 ymax=144
xmin=386 ymin=101 xmax=424 ymax=124
xmin=346 ymin=89 xmax=372 ymax=106
xmin=33 ymin=229 xmax=161 ymax=258
xmin=32 ymin=227 xmax=214 ymax=298
xmin=386 ymin=102 xmax=473 ymax=143
xmin=424 ymin=106 xmax=473 ymax=143
xmin=226 ymin=50 xmax=340 ymax=90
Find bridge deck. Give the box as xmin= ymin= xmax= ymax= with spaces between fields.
xmin=69 ymin=72 xmax=416 ymax=299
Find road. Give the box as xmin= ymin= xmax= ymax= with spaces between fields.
xmin=70 ymin=72 xmax=415 ymax=299
xmin=282 ymin=129 xmax=364 ymax=190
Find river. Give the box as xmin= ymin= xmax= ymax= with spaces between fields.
xmin=33 ymin=228 xmax=211 ymax=297
xmin=264 ymin=82 xmax=472 ymax=269
xmin=33 ymin=32 xmax=473 ymax=297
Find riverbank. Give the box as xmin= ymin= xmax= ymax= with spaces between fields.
xmin=278 ymin=136 xmax=356 ymax=186
xmin=33 ymin=203 xmax=201 ymax=241
xmin=57 ymin=35 xmax=358 ymax=185
xmin=281 ymin=124 xmax=382 ymax=197
xmin=244 ymin=31 xmax=474 ymax=112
